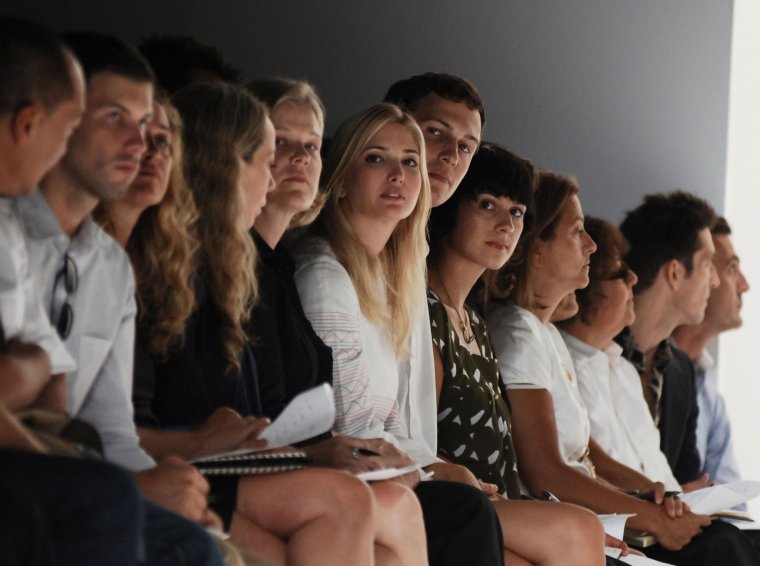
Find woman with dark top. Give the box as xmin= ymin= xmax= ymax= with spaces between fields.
xmin=98 ymin=83 xmax=391 ymax=566
xmin=246 ymin=78 xmax=332 ymax=421
xmin=428 ymin=143 xmax=608 ymax=565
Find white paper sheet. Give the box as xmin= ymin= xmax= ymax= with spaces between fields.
xmin=680 ymin=480 xmax=760 ymax=515
xmin=356 ymin=465 xmax=420 ymax=482
xmin=616 ymin=554 xmax=674 ymax=565
xmin=258 ymin=383 xmax=336 ymax=448
xmin=598 ymin=513 xmax=636 ymax=539
xmin=193 ymin=383 xmax=335 ymax=463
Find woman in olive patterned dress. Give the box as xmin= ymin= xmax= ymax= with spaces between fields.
xmin=427 ymin=143 xmax=610 ymax=566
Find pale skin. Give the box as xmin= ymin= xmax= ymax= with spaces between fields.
xmin=428 ymin=192 xmax=607 ymax=565
xmin=255 ymin=101 xmax=427 ymax=565
xmin=506 ymin=195 xmax=712 ymax=551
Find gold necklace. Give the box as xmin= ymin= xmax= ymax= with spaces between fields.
xmin=436 ymin=275 xmax=476 ymax=344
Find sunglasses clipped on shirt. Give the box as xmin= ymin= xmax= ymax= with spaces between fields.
xmin=52 ymin=253 xmax=78 ymax=340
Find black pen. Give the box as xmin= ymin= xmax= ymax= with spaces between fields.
xmin=628 ymin=490 xmax=681 ymax=502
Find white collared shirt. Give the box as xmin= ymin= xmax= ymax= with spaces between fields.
xmin=0 ymin=196 xmax=75 ymax=374
xmin=562 ymin=331 xmax=680 ymax=491
xmin=487 ymin=302 xmax=593 ymax=477
xmin=14 ymin=191 xmax=154 ymax=471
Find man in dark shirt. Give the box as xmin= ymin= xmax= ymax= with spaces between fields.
xmin=617 ymin=191 xmax=718 ymax=485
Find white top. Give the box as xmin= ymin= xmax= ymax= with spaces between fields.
xmin=562 ymin=332 xmax=681 ymax=491
xmin=487 ymin=302 xmax=592 ymax=476
xmin=15 ymin=191 xmax=154 ymax=471
xmin=0 ymin=197 xmax=75 ymax=374
xmin=293 ymin=236 xmax=436 ymax=465
xmin=395 ymin=281 xmax=440 ymax=466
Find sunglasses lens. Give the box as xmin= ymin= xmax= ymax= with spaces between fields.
xmin=64 ymin=255 xmax=78 ymax=294
xmin=57 ymin=303 xmax=73 ymax=339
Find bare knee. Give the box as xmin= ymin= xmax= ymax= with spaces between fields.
xmin=371 ymin=482 xmax=424 ymax=529
xmin=558 ymin=504 xmax=605 ymax=551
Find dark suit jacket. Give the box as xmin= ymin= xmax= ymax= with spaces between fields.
xmin=659 ymin=343 xmax=702 ymax=484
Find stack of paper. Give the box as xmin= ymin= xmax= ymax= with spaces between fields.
xmin=681 ymin=480 xmax=760 ymax=515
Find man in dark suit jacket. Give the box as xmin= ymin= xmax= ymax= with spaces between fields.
xmin=616 ymin=191 xmax=717 ymax=485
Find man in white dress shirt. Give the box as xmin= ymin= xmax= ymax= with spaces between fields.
xmin=14 ymin=30 xmax=223 ymax=566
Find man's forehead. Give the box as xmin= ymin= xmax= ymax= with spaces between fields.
xmin=712 ymin=234 xmax=738 ymax=264
xmin=86 ymin=71 xmax=153 ymax=108
xmin=412 ymin=94 xmax=482 ymax=136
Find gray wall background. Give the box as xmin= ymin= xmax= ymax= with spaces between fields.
xmin=5 ymin=0 xmax=734 ymax=222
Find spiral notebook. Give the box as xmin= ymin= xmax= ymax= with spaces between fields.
xmin=194 ymin=450 xmax=309 ymax=476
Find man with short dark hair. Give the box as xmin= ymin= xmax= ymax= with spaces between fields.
xmin=14 ymin=31 xmax=223 ymax=566
xmin=672 ymin=217 xmax=750 ymax=486
xmin=0 ymin=19 xmax=142 ymax=566
xmin=385 ymin=72 xmax=484 ymax=208
xmin=618 ymin=191 xmax=719 ymax=485
xmin=616 ymin=192 xmax=760 ymax=564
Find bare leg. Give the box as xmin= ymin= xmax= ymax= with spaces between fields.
xmin=228 ymin=512 xmax=286 ymax=565
xmin=505 ymin=549 xmax=533 ymax=566
xmin=229 ymin=469 xmax=375 ymax=566
xmin=493 ymin=499 xmax=605 ymax=566
xmin=370 ymin=481 xmax=428 ymax=566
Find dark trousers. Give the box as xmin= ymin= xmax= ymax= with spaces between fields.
xmin=0 ymin=486 xmax=54 ymax=566
xmin=0 ymin=450 xmax=142 ymax=566
xmin=142 ymin=501 xmax=224 ymax=566
xmin=644 ymin=520 xmax=760 ymax=565
xmin=416 ymin=480 xmax=505 ymax=566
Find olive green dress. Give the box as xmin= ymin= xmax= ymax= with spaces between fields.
xmin=429 ymin=289 xmax=521 ymax=498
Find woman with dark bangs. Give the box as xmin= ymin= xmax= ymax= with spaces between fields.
xmin=428 ymin=143 xmax=607 ymax=565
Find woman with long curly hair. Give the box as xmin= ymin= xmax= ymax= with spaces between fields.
xmin=99 ymin=83 xmax=384 ymax=566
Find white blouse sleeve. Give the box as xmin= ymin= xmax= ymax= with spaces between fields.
xmin=487 ymin=303 xmax=553 ymax=390
xmin=294 ymin=250 xmax=402 ymax=443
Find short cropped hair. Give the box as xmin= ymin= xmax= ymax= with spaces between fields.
xmin=62 ymin=31 xmax=153 ymax=84
xmin=0 ymin=18 xmax=74 ymax=115
xmin=620 ymin=191 xmax=716 ymax=293
xmin=384 ymin=72 xmax=485 ymax=130
xmin=429 ymin=142 xmax=535 ymax=262
xmin=139 ymin=35 xmax=241 ymax=94
xmin=711 ymin=216 xmax=731 ymax=237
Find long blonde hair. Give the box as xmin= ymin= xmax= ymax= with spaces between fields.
xmin=95 ymin=93 xmax=199 ymax=358
xmin=317 ymin=103 xmax=431 ymax=355
xmin=173 ymin=82 xmax=267 ymax=372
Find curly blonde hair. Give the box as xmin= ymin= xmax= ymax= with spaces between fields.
xmin=95 ymin=93 xmax=199 ymax=358
xmin=173 ymin=82 xmax=267 ymax=372
xmin=317 ymin=103 xmax=431 ymax=356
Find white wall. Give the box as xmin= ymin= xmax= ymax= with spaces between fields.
xmin=720 ymin=0 xmax=760 ymax=518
